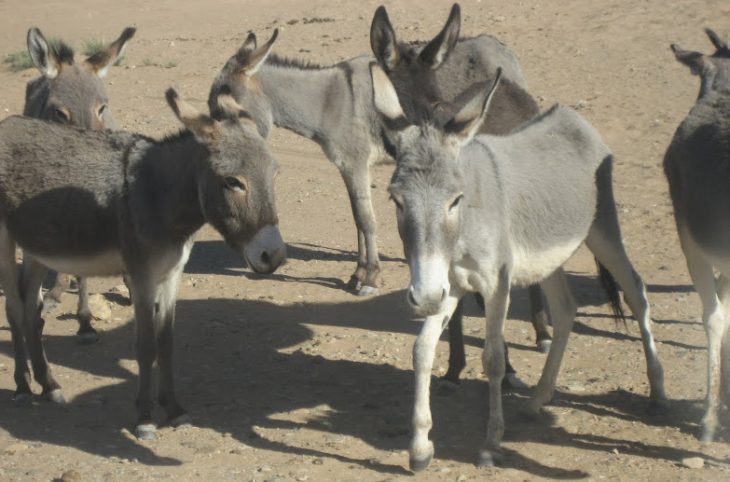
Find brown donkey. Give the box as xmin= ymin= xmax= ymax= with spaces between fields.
xmin=24 ymin=26 xmax=136 ymax=344
xmin=0 ymin=89 xmax=285 ymax=439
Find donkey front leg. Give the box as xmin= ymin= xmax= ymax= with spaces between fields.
xmin=409 ymin=294 xmax=460 ymax=472
xmin=478 ymin=271 xmax=510 ymax=467
xmin=524 ymin=268 xmax=576 ymax=416
xmin=339 ymin=162 xmax=380 ymax=296
xmin=20 ymin=257 xmax=63 ymax=403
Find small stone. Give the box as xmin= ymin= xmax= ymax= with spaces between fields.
xmin=456 ymin=475 xmax=468 ymax=482
xmin=88 ymin=294 xmax=112 ymax=321
xmin=682 ymin=457 xmax=704 ymax=469
xmin=110 ymin=284 xmax=130 ymax=296
xmin=3 ymin=443 xmax=29 ymax=455
xmin=60 ymin=469 xmax=83 ymax=482
xmin=312 ymin=458 xmax=324 ymax=465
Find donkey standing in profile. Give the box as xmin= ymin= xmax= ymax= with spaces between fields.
xmin=370 ymin=64 xmax=666 ymax=469
xmin=208 ymin=10 xmax=532 ymax=298
xmin=664 ymin=28 xmax=730 ymax=442
xmin=0 ymin=89 xmax=285 ymax=439
xmin=23 ymin=26 xmax=136 ymax=344
xmin=369 ymin=3 xmax=554 ymax=389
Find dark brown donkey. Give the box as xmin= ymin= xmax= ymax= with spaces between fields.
xmin=0 ymin=89 xmax=286 ymax=439
xmin=23 ymin=26 xmax=136 ymax=344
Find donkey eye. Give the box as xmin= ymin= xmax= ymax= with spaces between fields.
xmin=449 ymin=194 xmax=464 ymax=211
xmin=97 ymin=104 xmax=108 ymax=118
xmin=54 ymin=108 xmax=70 ymax=123
xmin=224 ymin=176 xmax=247 ymax=193
xmin=390 ymin=195 xmax=404 ymax=211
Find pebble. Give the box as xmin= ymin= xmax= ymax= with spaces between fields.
xmin=88 ymin=294 xmax=112 ymax=321
xmin=681 ymin=457 xmax=704 ymax=469
xmin=456 ymin=475 xmax=468 ymax=482
xmin=3 ymin=443 xmax=29 ymax=455
xmin=60 ymin=469 xmax=84 ymax=482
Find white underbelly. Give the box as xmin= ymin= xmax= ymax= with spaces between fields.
xmin=27 ymin=249 xmax=126 ymax=277
xmin=511 ymin=239 xmax=582 ymax=285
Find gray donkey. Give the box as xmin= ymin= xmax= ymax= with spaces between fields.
xmin=664 ymin=28 xmax=730 ymax=442
xmin=0 ymin=90 xmax=286 ymax=439
xmin=370 ymin=65 xmax=666 ymax=469
xmin=23 ymin=26 xmax=136 ymax=344
xmin=208 ymin=10 xmax=530 ymax=298
xmin=369 ymin=3 xmax=554 ymax=389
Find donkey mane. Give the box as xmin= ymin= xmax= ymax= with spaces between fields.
xmin=51 ymin=40 xmax=75 ymax=64
xmin=504 ymin=103 xmax=561 ymax=134
xmin=267 ymin=53 xmax=328 ymax=71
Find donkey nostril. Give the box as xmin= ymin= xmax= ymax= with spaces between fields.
xmin=408 ymin=288 xmax=419 ymax=307
xmin=260 ymin=251 xmax=271 ymax=266
xmin=440 ymin=288 xmax=447 ymax=302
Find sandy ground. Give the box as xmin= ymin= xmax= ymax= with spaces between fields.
xmin=0 ymin=0 xmax=729 ymax=480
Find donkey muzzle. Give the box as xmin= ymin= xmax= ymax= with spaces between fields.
xmin=244 ymin=225 xmax=286 ymax=274
xmin=407 ymin=284 xmax=448 ymax=316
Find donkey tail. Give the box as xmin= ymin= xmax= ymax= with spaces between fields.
xmin=596 ymin=259 xmax=627 ymax=329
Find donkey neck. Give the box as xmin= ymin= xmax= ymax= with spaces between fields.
xmin=258 ymin=59 xmax=346 ymax=141
xmin=128 ymin=131 xmax=208 ymax=242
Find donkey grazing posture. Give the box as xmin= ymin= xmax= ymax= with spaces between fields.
xmin=370 ymin=4 xmax=553 ymax=388
xmin=665 ymin=28 xmax=730 ymax=442
xmin=24 ymin=26 xmax=136 ymax=344
xmin=0 ymin=90 xmax=285 ymax=439
xmin=371 ymin=65 xmax=666 ymax=469
xmin=208 ymin=14 xmax=531 ymax=297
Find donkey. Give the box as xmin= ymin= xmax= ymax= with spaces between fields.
xmin=370 ymin=4 xmax=554 ymax=391
xmin=0 ymin=89 xmax=285 ymax=439
xmin=208 ymin=13 xmax=530 ymax=298
xmin=664 ymin=28 xmax=730 ymax=442
xmin=23 ymin=26 xmax=136 ymax=344
xmin=370 ymin=64 xmax=667 ymax=469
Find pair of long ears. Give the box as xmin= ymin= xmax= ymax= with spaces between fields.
xmin=370 ymin=3 xmax=461 ymax=71
xmin=231 ymin=28 xmax=279 ymax=76
xmin=371 ymin=63 xmax=502 ymax=146
xmin=27 ymin=26 xmax=135 ymax=79
xmin=167 ymin=88 xmax=255 ymax=144
xmin=671 ymin=28 xmax=729 ymax=74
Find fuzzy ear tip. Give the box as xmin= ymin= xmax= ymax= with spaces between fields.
xmin=271 ymin=28 xmax=280 ymax=41
xmin=122 ymin=26 xmax=137 ymax=40
xmin=165 ymin=88 xmax=179 ymax=106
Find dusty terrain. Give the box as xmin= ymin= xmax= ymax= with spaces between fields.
xmin=0 ymin=0 xmax=730 ymax=480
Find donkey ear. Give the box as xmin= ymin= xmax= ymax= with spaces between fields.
xmin=27 ymin=28 xmax=60 ymax=78
xmin=705 ymin=28 xmax=728 ymax=53
xmin=444 ymin=68 xmax=501 ymax=145
xmin=370 ymin=63 xmax=409 ymax=128
xmin=236 ymin=29 xmax=278 ymax=76
xmin=370 ymin=5 xmax=399 ymax=71
xmin=85 ymin=26 xmax=136 ymax=78
xmin=671 ymin=43 xmax=706 ymax=75
xmin=417 ymin=3 xmax=461 ymax=69
xmin=166 ymin=88 xmax=219 ymax=144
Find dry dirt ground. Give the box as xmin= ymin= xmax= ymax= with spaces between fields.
xmin=0 ymin=0 xmax=730 ymax=480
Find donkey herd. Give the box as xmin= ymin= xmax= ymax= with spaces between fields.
xmin=0 ymin=2 xmax=728 ymax=471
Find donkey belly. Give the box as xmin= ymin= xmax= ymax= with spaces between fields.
xmin=510 ymin=238 xmax=583 ymax=286
xmin=26 ymin=249 xmax=126 ymax=277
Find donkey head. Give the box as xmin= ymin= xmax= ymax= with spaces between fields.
xmin=26 ymin=26 xmax=135 ymax=129
xmin=167 ymin=89 xmax=286 ymax=274
xmin=370 ymin=4 xmax=461 ymax=121
xmin=208 ymin=29 xmax=279 ymax=138
xmin=672 ymin=28 xmax=730 ymax=98
xmin=371 ymin=63 xmax=501 ymax=316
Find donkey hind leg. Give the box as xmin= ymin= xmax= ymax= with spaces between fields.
xmin=75 ymin=276 xmax=99 ymax=345
xmin=477 ymin=269 xmax=511 ymax=468
xmin=528 ymin=284 xmax=552 ymax=352
xmin=156 ymin=264 xmax=189 ymax=428
xmin=20 ymin=257 xmax=63 ymax=403
xmin=442 ymin=297 xmax=466 ymax=386
xmin=45 ymin=272 xmax=70 ymax=305
xmin=679 ymin=232 xmax=727 ymax=442
xmin=0 ymin=226 xmax=32 ymax=402
xmin=131 ymin=275 xmax=160 ymax=440
xmin=524 ymin=269 xmax=577 ymax=417
xmin=409 ymin=294 xmax=460 ymax=472
xmin=339 ymin=162 xmax=380 ymax=296
xmin=585 ymin=225 xmax=667 ymax=413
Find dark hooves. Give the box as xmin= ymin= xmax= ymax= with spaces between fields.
xmin=436 ymin=377 xmax=460 ymax=396
xmin=43 ymin=388 xmax=67 ymax=405
xmin=502 ymin=373 xmax=529 ymax=391
xmin=477 ymin=449 xmax=503 ymax=467
xmin=135 ymin=423 xmax=158 ymax=440
xmin=647 ymin=398 xmax=670 ymax=416
xmin=12 ymin=392 xmax=32 ymax=406
xmin=536 ymin=339 xmax=552 ymax=353
xmin=409 ymin=454 xmax=433 ymax=473
xmin=76 ymin=329 xmax=99 ymax=345
xmin=168 ymin=413 xmax=192 ymax=428
xmin=357 ymin=285 xmax=378 ymax=296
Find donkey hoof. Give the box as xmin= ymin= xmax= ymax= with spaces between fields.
xmin=477 ymin=449 xmax=503 ymax=467
xmin=12 ymin=392 xmax=32 ymax=406
xmin=168 ymin=413 xmax=192 ymax=428
xmin=409 ymin=453 xmax=433 ymax=473
xmin=436 ymin=377 xmax=460 ymax=396
xmin=536 ymin=339 xmax=552 ymax=353
xmin=503 ymin=373 xmax=529 ymax=390
xmin=45 ymin=389 xmax=66 ymax=405
xmin=76 ymin=329 xmax=99 ymax=345
xmin=135 ymin=423 xmax=158 ymax=440
xmin=518 ymin=403 xmax=541 ymax=421
xmin=647 ymin=398 xmax=669 ymax=416
xmin=357 ymin=285 xmax=378 ymax=297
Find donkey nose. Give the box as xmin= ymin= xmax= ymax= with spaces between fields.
xmin=407 ymin=285 xmax=448 ymax=315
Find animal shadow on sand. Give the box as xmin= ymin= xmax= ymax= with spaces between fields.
xmin=0 ymin=290 xmax=723 ymax=476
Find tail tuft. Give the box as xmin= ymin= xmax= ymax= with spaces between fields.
xmin=596 ymin=259 xmax=627 ymax=330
